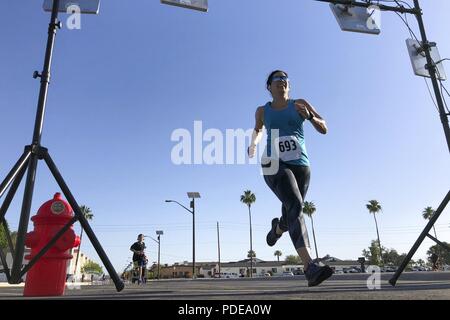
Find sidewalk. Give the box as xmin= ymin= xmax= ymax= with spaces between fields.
xmin=0 ymin=281 xmax=105 ymax=288
xmin=0 ymin=282 xmax=24 ymax=288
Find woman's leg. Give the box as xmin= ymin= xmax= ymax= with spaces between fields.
xmin=289 ymin=165 xmax=312 ymax=270
xmin=264 ymin=164 xmax=311 ymax=269
xmin=264 ymin=163 xmax=333 ymax=287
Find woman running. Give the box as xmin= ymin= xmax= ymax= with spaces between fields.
xmin=248 ymin=70 xmax=333 ymax=287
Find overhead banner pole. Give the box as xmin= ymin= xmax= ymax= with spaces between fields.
xmin=314 ymin=0 xmax=449 ymax=286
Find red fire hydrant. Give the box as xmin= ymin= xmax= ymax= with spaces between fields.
xmin=23 ymin=193 xmax=80 ymax=297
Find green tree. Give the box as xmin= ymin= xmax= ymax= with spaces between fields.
xmin=0 ymin=220 xmax=15 ymax=251
xmin=0 ymin=221 xmax=9 ymax=249
xmin=366 ymin=200 xmax=383 ymax=265
xmin=240 ymin=190 xmax=256 ymax=278
xmin=303 ymin=201 xmax=319 ymax=260
xmin=285 ymin=255 xmax=302 ymax=265
xmin=381 ymin=248 xmax=413 ymax=267
xmin=81 ymin=261 xmax=103 ymax=274
xmin=422 ymin=207 xmax=438 ymax=238
xmin=274 ymin=250 xmax=282 ymax=262
xmin=382 ymin=248 xmax=400 ymax=266
xmin=363 ymin=241 xmax=416 ymax=268
xmin=247 ymin=250 xmax=256 ymax=259
xmin=427 ymin=242 xmax=450 ymax=265
xmin=416 ymin=259 xmax=426 ymax=267
xmin=362 ymin=240 xmax=383 ymax=266
xmin=73 ymin=205 xmax=94 ymax=276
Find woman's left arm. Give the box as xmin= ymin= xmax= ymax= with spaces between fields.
xmin=295 ymin=99 xmax=328 ymax=135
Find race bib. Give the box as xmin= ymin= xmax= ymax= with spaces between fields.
xmin=274 ymin=136 xmax=302 ymax=161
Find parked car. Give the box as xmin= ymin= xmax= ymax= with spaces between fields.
xmin=344 ymin=267 xmax=361 ymax=273
xmin=214 ymin=272 xmax=239 ymax=279
xmin=348 ymin=268 xmax=360 ymax=273
xmin=282 ymin=271 xmax=294 ymax=277
xmin=293 ymin=269 xmax=304 ymax=275
xmin=381 ymin=266 xmax=397 ymax=273
xmin=411 ymin=266 xmax=428 ymax=272
xmin=263 ymin=272 xmax=271 ymax=277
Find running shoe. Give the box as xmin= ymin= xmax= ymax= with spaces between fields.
xmin=304 ymin=262 xmax=333 ymax=287
xmin=266 ymin=218 xmax=282 ymax=247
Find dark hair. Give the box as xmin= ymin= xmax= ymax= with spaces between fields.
xmin=266 ymin=70 xmax=288 ymax=91
xmin=138 ymin=234 xmax=144 ymax=239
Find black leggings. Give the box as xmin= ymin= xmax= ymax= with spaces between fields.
xmin=263 ymin=162 xmax=311 ymax=250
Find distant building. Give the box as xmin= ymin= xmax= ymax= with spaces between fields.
xmin=156 ymin=261 xmax=218 ymax=279
xmin=67 ymin=248 xmax=100 ymax=281
xmin=148 ymin=257 xmax=364 ymax=279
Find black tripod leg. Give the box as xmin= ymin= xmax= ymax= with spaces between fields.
xmin=43 ymin=151 xmax=124 ymax=292
xmin=0 ymin=149 xmax=31 ymax=199
xmin=390 ymin=190 xmax=450 ymax=286
xmin=0 ymin=162 xmax=28 ymax=229
xmin=10 ymin=153 xmax=39 ymax=284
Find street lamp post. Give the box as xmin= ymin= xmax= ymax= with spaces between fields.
xmin=191 ymin=198 xmax=196 ymax=279
xmin=217 ymin=221 xmax=221 ymax=278
xmin=166 ymin=192 xmax=200 ymax=279
xmin=145 ymin=231 xmax=163 ymax=279
xmin=156 ymin=230 xmax=163 ymax=279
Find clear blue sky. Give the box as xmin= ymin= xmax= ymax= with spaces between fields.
xmin=1 ymin=0 xmax=449 ymax=273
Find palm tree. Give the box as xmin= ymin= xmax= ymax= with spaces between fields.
xmin=423 ymin=206 xmax=441 ymax=270
xmin=366 ymin=200 xmax=383 ymax=265
xmin=274 ymin=250 xmax=282 ymax=262
xmin=303 ymin=201 xmax=319 ymax=261
xmin=422 ymin=207 xmax=438 ymax=238
xmin=247 ymin=250 xmax=256 ymax=277
xmin=241 ymin=190 xmax=256 ymax=278
xmin=73 ymin=205 xmax=94 ymax=278
xmin=247 ymin=250 xmax=256 ymax=259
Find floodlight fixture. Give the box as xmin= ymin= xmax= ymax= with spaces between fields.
xmin=156 ymin=230 xmax=164 ymax=235
xmin=330 ymin=3 xmax=381 ymax=35
xmin=161 ymin=0 xmax=208 ymax=12
xmin=187 ymin=192 xmax=201 ymax=199
xmin=43 ymin=0 xmax=100 ymax=14
xmin=406 ymin=39 xmax=447 ymax=81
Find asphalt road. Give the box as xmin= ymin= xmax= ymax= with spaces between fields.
xmin=1 ymin=272 xmax=450 ymax=300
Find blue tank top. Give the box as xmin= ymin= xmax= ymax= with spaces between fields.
xmin=263 ymin=99 xmax=310 ymax=167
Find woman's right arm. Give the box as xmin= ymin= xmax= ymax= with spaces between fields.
xmin=248 ymin=107 xmax=264 ymax=158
